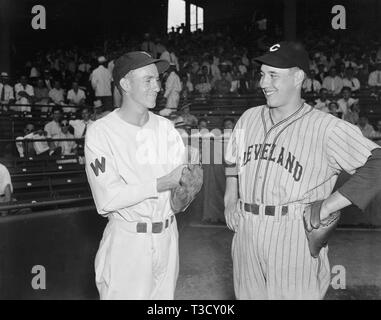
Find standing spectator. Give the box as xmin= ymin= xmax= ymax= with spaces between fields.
xmin=14 ymin=75 xmax=34 ymax=112
xmin=368 ymin=61 xmax=381 ymax=88
xmin=336 ymin=87 xmax=358 ymax=118
xmin=44 ymin=108 xmax=63 ymax=147
xmin=342 ymin=67 xmax=360 ymax=92
xmin=56 ymin=120 xmax=77 ymax=155
xmin=141 ymin=33 xmax=157 ymax=59
xmin=180 ymin=73 xmax=194 ymax=101
xmin=91 ymin=100 xmax=110 ymax=121
xmin=34 ymin=78 xmax=50 ymax=113
xmin=302 ymin=69 xmax=322 ymax=93
xmin=159 ymin=64 xmax=182 ymax=116
xmin=315 ymin=63 xmax=327 ymax=84
xmin=314 ymin=88 xmax=330 ymax=112
xmin=0 ymin=72 xmax=15 ymax=110
xmin=90 ymin=56 xmax=113 ymax=109
xmin=322 ymin=67 xmax=343 ymax=96
xmin=66 ymin=81 xmax=86 ymax=113
xmin=69 ymin=107 xmax=93 ymax=138
xmin=42 ymin=69 xmax=54 ymax=91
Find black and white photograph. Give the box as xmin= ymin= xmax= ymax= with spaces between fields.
xmin=0 ymin=0 xmax=381 ymax=304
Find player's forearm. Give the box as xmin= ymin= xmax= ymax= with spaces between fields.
xmin=338 ymin=147 xmax=381 ymax=211
xmin=100 ymin=180 xmax=158 ymax=212
xmin=321 ymin=191 xmax=351 ymax=218
xmin=224 ymin=176 xmax=239 ymax=208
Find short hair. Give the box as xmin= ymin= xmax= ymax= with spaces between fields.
xmin=341 ymin=86 xmax=351 ymax=93
xmin=223 ymin=117 xmax=235 ymax=125
xmin=198 ymin=118 xmax=208 ymax=125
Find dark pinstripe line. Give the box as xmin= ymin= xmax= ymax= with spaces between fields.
xmin=335 ymin=123 xmax=373 ymax=150
xmin=279 ymin=221 xmax=288 ymax=295
xmin=301 ymin=222 xmax=307 ymax=295
xmin=313 ymin=117 xmax=328 ymax=201
xmin=262 ymin=216 xmax=270 ymax=280
xmin=272 ymin=219 xmax=282 ymax=295
xmin=327 ymin=144 xmax=358 ymax=168
xmin=331 ymin=131 xmax=369 ymax=158
xmin=286 ymin=221 xmax=294 ymax=293
xmin=266 ymin=218 xmax=274 ymax=273
xmin=294 ymin=221 xmax=300 ymax=294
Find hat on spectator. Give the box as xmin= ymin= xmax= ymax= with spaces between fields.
xmin=97 ymin=56 xmax=107 ymax=63
xmin=180 ymin=102 xmax=191 ymax=111
xmin=0 ymin=72 xmax=9 ymax=78
xmin=254 ymin=41 xmax=310 ymax=74
xmin=112 ymin=51 xmax=169 ymax=89
xmin=94 ymin=100 xmax=103 ymax=108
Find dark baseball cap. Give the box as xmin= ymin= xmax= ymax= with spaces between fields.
xmin=113 ymin=51 xmax=169 ymax=87
xmin=254 ymin=41 xmax=310 ymax=74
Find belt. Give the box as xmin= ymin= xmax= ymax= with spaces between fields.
xmin=136 ymin=215 xmax=174 ymax=233
xmin=240 ymin=202 xmax=288 ymax=216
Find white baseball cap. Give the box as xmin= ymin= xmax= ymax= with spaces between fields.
xmin=94 ymin=100 xmax=103 ymax=108
xmin=0 ymin=72 xmax=9 ymax=78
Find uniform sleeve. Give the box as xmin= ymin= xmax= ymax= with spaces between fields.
xmin=224 ymin=117 xmax=242 ymax=177
xmin=327 ymin=120 xmax=379 ymax=174
xmin=85 ymin=125 xmax=158 ymax=215
xmin=0 ymin=166 xmax=12 ymax=194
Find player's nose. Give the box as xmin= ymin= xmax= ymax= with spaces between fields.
xmin=152 ymin=79 xmax=161 ymax=92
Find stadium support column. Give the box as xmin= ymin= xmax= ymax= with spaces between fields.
xmin=185 ymin=0 xmax=191 ymax=34
xmin=0 ymin=0 xmax=11 ymax=73
xmin=283 ymin=0 xmax=296 ymax=41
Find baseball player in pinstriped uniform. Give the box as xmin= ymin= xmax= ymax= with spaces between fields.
xmin=85 ymin=52 xmax=186 ymax=299
xmin=224 ymin=42 xmax=381 ymax=299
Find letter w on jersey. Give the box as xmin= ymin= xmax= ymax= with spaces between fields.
xmin=90 ymin=157 xmax=106 ymax=176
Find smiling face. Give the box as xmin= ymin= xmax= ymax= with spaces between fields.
xmin=121 ymin=63 xmax=161 ymax=110
xmin=259 ymin=64 xmax=300 ymax=108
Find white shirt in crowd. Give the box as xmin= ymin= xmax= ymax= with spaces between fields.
xmin=18 ymin=132 xmax=50 ymax=155
xmin=90 ymin=65 xmax=112 ymax=97
xmin=49 ymin=88 xmax=65 ymax=104
xmin=336 ymin=98 xmax=358 ymax=116
xmin=69 ymin=119 xmax=94 ymax=138
xmin=314 ymin=99 xmax=331 ymax=112
xmin=67 ymin=88 xmax=86 ymax=105
xmin=343 ymin=77 xmax=361 ymax=92
xmin=14 ymin=83 xmax=34 ymax=112
xmin=302 ymin=78 xmax=322 ymax=93
xmin=56 ymin=131 xmax=77 ymax=155
xmin=322 ymin=76 xmax=344 ymax=95
xmin=0 ymin=83 xmax=15 ymax=103
xmin=0 ymin=163 xmax=12 ymax=196
xmin=44 ymin=120 xmax=61 ymax=146
xmin=368 ymin=70 xmax=381 ymax=87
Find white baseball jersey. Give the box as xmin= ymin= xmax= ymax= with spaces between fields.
xmin=225 ymin=103 xmax=379 ymax=299
xmin=85 ymin=109 xmax=185 ymax=299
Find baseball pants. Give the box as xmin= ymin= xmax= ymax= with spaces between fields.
xmin=232 ymin=205 xmax=331 ymax=300
xmin=95 ymin=215 xmax=179 ymax=300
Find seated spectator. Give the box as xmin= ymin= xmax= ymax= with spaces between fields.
xmin=15 ymin=123 xmax=37 ymax=157
xmin=69 ymin=107 xmax=93 ymax=138
xmin=213 ymin=71 xmax=232 ymax=95
xmin=178 ymin=103 xmax=198 ymax=127
xmin=195 ymin=75 xmax=212 ymax=97
xmin=368 ymin=60 xmax=381 ymax=88
xmin=34 ymin=79 xmax=50 ymax=113
xmin=56 ymin=120 xmax=77 ymax=155
xmin=328 ymin=101 xmax=340 ymax=117
xmin=343 ymin=103 xmax=360 ymax=125
xmin=314 ymin=88 xmax=330 ymax=112
xmin=66 ymin=81 xmax=86 ymax=113
xmin=302 ymin=69 xmax=322 ymax=93
xmin=336 ymin=87 xmax=359 ymax=118
xmin=13 ymin=75 xmax=34 ymax=112
xmin=49 ymin=80 xmax=65 ymax=105
xmin=222 ymin=117 xmax=235 ymax=138
xmin=44 ymin=108 xmax=63 ymax=148
xmin=342 ymin=67 xmax=360 ymax=92
xmin=357 ymin=115 xmax=376 ymax=138
xmin=191 ymin=118 xmax=214 ymax=138
xmin=0 ymin=72 xmax=15 ymax=110
xmin=322 ymin=67 xmax=343 ymax=96
xmin=315 ymin=63 xmax=327 ymax=84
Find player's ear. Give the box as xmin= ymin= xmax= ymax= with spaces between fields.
xmin=119 ymin=76 xmax=131 ymax=93
xmin=294 ymin=69 xmax=305 ymax=87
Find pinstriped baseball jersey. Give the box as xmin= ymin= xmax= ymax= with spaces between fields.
xmin=225 ymin=103 xmax=379 ymax=206
xmin=225 ymin=102 xmax=379 ymax=299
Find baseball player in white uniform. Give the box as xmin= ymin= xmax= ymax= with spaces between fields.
xmin=85 ymin=51 xmax=186 ymax=300
xmin=224 ymin=42 xmax=381 ymax=300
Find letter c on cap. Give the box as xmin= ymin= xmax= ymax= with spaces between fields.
xmin=269 ymin=44 xmax=280 ymax=52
